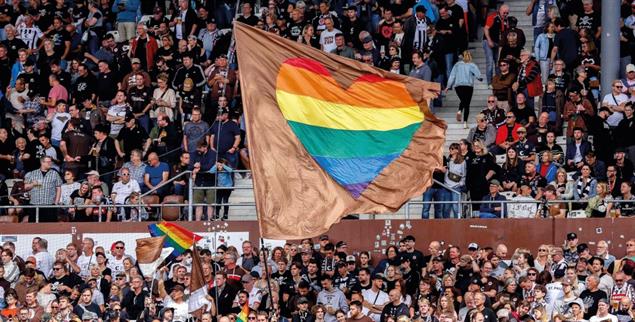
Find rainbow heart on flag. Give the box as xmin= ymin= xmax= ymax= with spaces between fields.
xmin=275 ymin=58 xmax=425 ymax=198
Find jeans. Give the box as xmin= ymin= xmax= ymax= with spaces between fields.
xmin=444 ymin=53 xmax=455 ymax=81
xmin=522 ymin=88 xmax=535 ymax=111
xmin=539 ymin=59 xmax=550 ymax=85
xmin=215 ymin=188 xmax=232 ymax=219
xmin=138 ymin=114 xmax=151 ymax=134
xmin=422 ymin=187 xmax=445 ymax=219
xmin=479 ymin=212 xmax=499 ymax=218
xmin=0 ymin=29 xmax=5 ymax=42
xmin=442 ymin=187 xmax=462 ymax=218
xmin=482 ymin=40 xmax=499 ymax=84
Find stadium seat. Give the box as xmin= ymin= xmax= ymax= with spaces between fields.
xmin=142 ymin=195 xmax=160 ymax=220
xmin=556 ymin=136 xmax=566 ymax=146
xmin=567 ymin=210 xmax=587 ymax=218
xmin=161 ymin=195 xmax=184 ymax=221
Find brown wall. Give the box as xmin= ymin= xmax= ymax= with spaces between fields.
xmin=3 ymin=218 xmax=634 ymax=258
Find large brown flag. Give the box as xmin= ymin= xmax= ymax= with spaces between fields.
xmin=188 ymin=248 xmax=209 ymax=314
xmin=235 ymin=23 xmax=446 ymax=239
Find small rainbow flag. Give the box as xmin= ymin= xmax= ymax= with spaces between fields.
xmin=236 ymin=303 xmax=250 ymax=322
xmin=148 ymin=222 xmax=202 ymax=257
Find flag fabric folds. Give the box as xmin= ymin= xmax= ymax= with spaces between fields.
xmin=188 ymin=248 xmax=210 ymax=314
xmin=235 ymin=23 xmax=446 ymax=239
xmin=235 ymin=303 xmax=250 ymax=322
xmin=135 ymin=236 xmax=173 ymax=278
xmin=148 ymin=222 xmax=202 ymax=257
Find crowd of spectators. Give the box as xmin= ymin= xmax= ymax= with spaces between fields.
xmin=0 ymin=0 xmax=632 ymax=221
xmin=1 ymin=233 xmax=634 ymax=322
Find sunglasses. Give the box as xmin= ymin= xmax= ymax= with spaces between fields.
xmin=248 ymin=317 xmax=257 ymax=320
xmin=121 ymin=173 xmax=130 ymax=176
xmin=538 ymin=249 xmax=547 ymax=252
xmin=506 ymin=116 xmax=515 ymax=119
xmin=527 ymin=273 xmax=536 ymax=276
xmin=487 ymin=100 xmax=495 ymax=103
xmin=115 ymin=246 xmax=124 ymax=249
xmin=53 ymin=267 xmax=63 ymax=271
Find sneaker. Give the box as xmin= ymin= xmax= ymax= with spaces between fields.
xmin=456 ymin=111 xmax=462 ymax=122
xmin=487 ymin=84 xmax=493 ymax=90
xmin=463 ymin=121 xmax=468 ymax=129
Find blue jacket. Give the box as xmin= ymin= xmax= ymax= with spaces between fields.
xmin=536 ymin=162 xmax=558 ymax=183
xmin=480 ymin=193 xmax=507 ymax=217
xmin=209 ymin=164 xmax=234 ymax=188
xmin=447 ymin=61 xmax=482 ymax=89
xmin=112 ymin=0 xmax=140 ymax=23
xmin=565 ymin=140 xmax=592 ymax=164
xmin=533 ymin=33 xmax=552 ymax=61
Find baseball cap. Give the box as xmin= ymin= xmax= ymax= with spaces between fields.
xmin=432 ymin=256 xmax=445 ymax=262
xmin=319 ymin=235 xmax=329 ymax=241
xmin=297 ymin=297 xmax=309 ymax=304
xmin=124 ymin=112 xmax=135 ymax=122
xmin=516 ymin=126 xmax=527 ymax=133
xmin=362 ymin=35 xmax=373 ymax=43
xmin=206 ymin=17 xmax=216 ymax=24
xmin=85 ymin=170 xmax=100 ymax=177
xmin=131 ymin=58 xmax=141 ymax=64
xmin=489 ymin=179 xmax=501 ymax=187
xmin=241 ymin=274 xmax=253 ymax=283
xmin=346 ymin=255 xmax=356 ymax=263
xmin=566 ymin=232 xmax=578 ymax=240
xmin=171 ymin=285 xmax=185 ymax=292
xmin=576 ymin=243 xmax=589 ymax=253
xmin=336 ymin=241 xmax=347 ymax=248
xmin=626 ymin=64 xmax=635 ymax=73
xmin=372 ymin=273 xmax=385 ymax=280
xmin=468 ymin=243 xmax=479 ymax=251
xmin=568 ymin=299 xmax=584 ymax=308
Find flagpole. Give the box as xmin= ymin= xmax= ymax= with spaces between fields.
xmin=259 ymin=238 xmax=275 ymax=312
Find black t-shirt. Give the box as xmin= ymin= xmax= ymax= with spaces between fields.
xmin=49 ymin=28 xmax=71 ymax=53
xmin=554 ymin=28 xmax=579 ymax=65
xmin=0 ymin=4 xmax=13 ymax=27
xmin=117 ymin=125 xmax=149 ymax=156
xmin=576 ymin=11 xmax=600 ymax=34
xmin=511 ymin=105 xmax=537 ymax=125
xmin=579 ymin=289 xmax=607 ymax=319
xmin=615 ymin=195 xmax=635 ymax=216
xmin=49 ymin=275 xmax=79 ymax=297
xmin=73 ymin=74 xmax=96 ymax=104
xmin=127 ymin=86 xmax=153 ymax=114
xmin=1 ymin=38 xmax=27 ymax=63
xmin=96 ymin=71 xmax=119 ymax=102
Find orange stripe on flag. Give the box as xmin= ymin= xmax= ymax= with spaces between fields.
xmin=276 ymin=63 xmax=418 ymax=109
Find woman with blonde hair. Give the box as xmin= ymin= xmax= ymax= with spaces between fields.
xmin=445 ymin=50 xmax=483 ymax=128
xmin=298 ymin=24 xmax=320 ymax=49
xmin=551 ymin=168 xmax=574 ymax=200
xmin=534 ymin=244 xmax=551 ymax=272
xmin=436 ymin=295 xmax=457 ymax=320
xmin=585 ymin=181 xmax=612 ymax=217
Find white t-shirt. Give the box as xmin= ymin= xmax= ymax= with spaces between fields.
xmin=320 ymin=28 xmax=341 ymax=53
xmin=111 ymin=179 xmax=141 ymax=204
xmin=9 ymin=89 xmax=28 ymax=111
xmin=77 ymin=254 xmax=96 ymax=278
xmin=164 ymin=296 xmax=190 ymax=322
xmin=603 ymin=93 xmax=629 ymax=126
xmin=361 ymin=288 xmax=389 ymax=322
xmin=589 ymin=314 xmax=618 ymax=322
xmin=51 ymin=112 xmax=71 ymax=141
xmin=107 ymin=256 xmax=126 ymax=277
xmin=545 ymin=282 xmax=564 ymax=308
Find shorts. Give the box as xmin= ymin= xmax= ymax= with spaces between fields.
xmin=193 ymin=188 xmax=216 ymax=205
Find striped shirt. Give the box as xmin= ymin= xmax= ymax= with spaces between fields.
xmin=17 ymin=26 xmax=43 ymax=50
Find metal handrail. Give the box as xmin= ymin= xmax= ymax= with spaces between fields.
xmin=431 ymin=178 xmax=465 ymax=218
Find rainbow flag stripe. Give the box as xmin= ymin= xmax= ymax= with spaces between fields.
xmin=275 ymin=58 xmax=424 ymax=198
xmin=236 ymin=303 xmax=250 ymax=322
xmin=148 ymin=222 xmax=202 ymax=256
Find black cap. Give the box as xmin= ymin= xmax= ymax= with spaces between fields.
xmin=319 ymin=235 xmax=329 ymax=241
xmin=566 ymin=232 xmax=578 ymax=240
xmin=336 ymin=241 xmax=347 ymax=248
xmin=24 ymin=58 xmax=35 ymax=67
xmin=576 ymin=243 xmax=589 ymax=254
xmin=207 ymin=17 xmax=216 ymax=24
xmin=297 ymin=297 xmax=309 ymax=304
xmin=372 ymin=273 xmax=385 ymax=280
